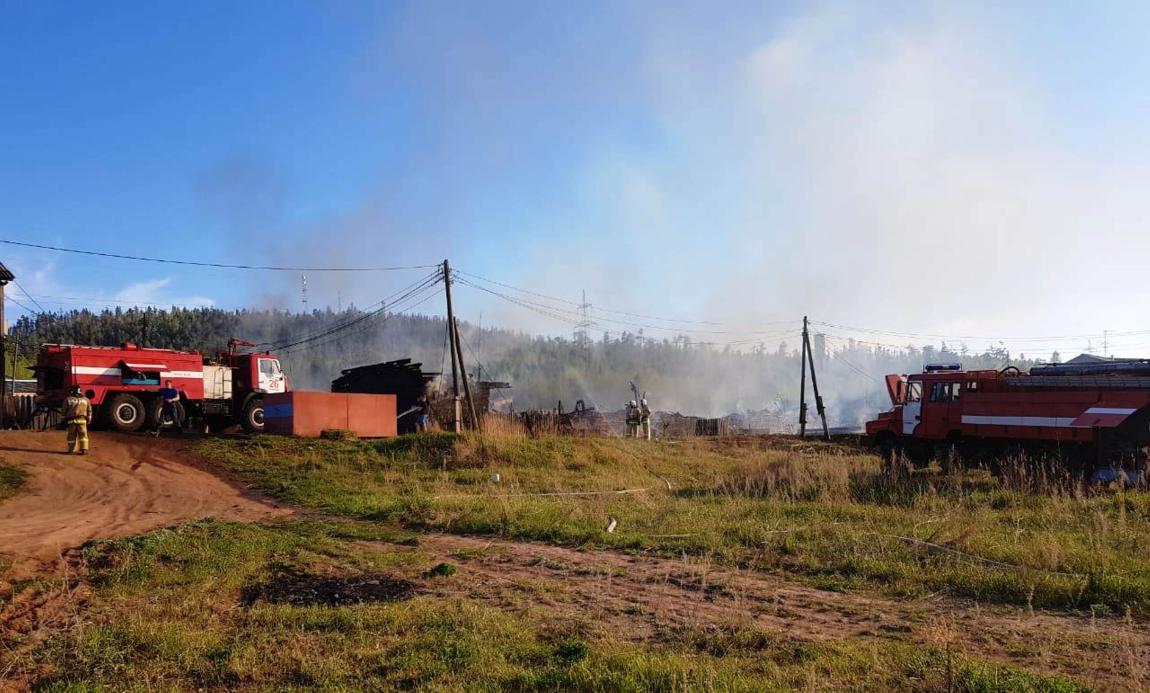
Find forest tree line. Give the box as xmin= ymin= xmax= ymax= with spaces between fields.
xmin=11 ymin=306 xmax=1057 ymax=429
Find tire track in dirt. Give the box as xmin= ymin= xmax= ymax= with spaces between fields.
xmin=377 ymin=533 xmax=1150 ymax=691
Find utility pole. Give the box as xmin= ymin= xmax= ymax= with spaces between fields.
xmin=0 ymin=264 xmax=15 ymax=430
xmin=443 ymin=260 xmax=461 ymax=432
xmin=798 ymin=316 xmax=830 ymax=440
xmin=798 ymin=318 xmax=808 ymax=437
xmin=803 ymin=318 xmax=830 ymax=441
xmin=453 ymin=316 xmax=478 ymax=430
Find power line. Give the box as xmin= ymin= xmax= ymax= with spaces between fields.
xmin=5 ymin=295 xmax=36 ymax=314
xmin=456 ymin=276 xmax=796 ymax=337
xmin=278 ymin=272 xmax=442 ymax=351
xmin=258 ymin=270 xmax=440 ymax=348
xmin=279 ymin=289 xmax=436 ymax=355
xmin=458 ymin=269 xmax=796 ymax=329
xmin=457 ymin=326 xmax=486 ymax=377
xmin=460 ymin=276 xmax=802 ymax=348
xmin=12 ymin=280 xmax=46 ymax=314
xmin=0 ymin=239 xmax=439 ymax=273
xmin=278 ymin=285 xmax=442 ymax=355
xmin=270 ymin=272 xmax=441 ymax=352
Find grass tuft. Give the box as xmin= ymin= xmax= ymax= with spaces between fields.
xmin=0 ymin=460 xmax=27 ymax=502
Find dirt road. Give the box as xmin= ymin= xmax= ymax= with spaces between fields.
xmin=0 ymin=430 xmax=287 ymax=576
xmin=398 ymin=534 xmax=1150 ymax=690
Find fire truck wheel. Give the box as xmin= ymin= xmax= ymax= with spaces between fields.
xmin=241 ymin=398 xmax=265 ymax=433
xmin=107 ymin=393 xmax=146 ymax=432
xmin=148 ymin=399 xmax=186 ymax=431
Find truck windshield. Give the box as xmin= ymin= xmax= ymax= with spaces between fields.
xmin=906 ymin=382 xmax=922 ymax=402
xmin=259 ymin=359 xmax=281 ymax=376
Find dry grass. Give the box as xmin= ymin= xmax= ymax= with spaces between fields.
xmin=478 ymin=413 xmax=529 ymax=439
xmin=15 ymin=519 xmax=1084 ymax=691
xmin=195 ymin=433 xmax=1150 ymax=618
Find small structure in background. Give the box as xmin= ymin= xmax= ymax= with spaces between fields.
xmin=332 ymin=359 xmax=438 ymax=434
xmin=264 ymin=391 xmax=397 ymax=438
xmin=649 ymin=411 xmax=732 ymax=438
xmin=512 ymin=399 xmax=609 ymax=436
xmin=332 ymin=358 xmax=512 ymax=432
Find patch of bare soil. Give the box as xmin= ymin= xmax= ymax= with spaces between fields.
xmin=0 ymin=430 xmax=288 ymax=580
xmin=371 ymin=533 xmax=1150 ymax=691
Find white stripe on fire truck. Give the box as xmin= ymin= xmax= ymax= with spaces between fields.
xmin=1081 ymin=407 xmax=1137 ymax=416
xmin=162 ymin=371 xmax=204 ymax=379
xmin=961 ymin=415 xmax=1075 ymax=428
xmin=70 ymin=366 xmax=204 ymax=379
xmin=72 ymin=366 xmax=121 ymax=376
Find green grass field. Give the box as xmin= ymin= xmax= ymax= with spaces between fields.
xmin=196 ymin=434 xmax=1150 ymax=618
xmin=8 ymin=433 xmax=1147 ymax=690
xmin=25 ymin=518 xmax=1079 ymax=692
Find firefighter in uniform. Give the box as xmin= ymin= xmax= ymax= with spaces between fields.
xmin=625 ymin=400 xmax=639 ymax=437
xmin=639 ymin=398 xmax=652 ymax=440
xmin=64 ymin=386 xmax=93 ymax=455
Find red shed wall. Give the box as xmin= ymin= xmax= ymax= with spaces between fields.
xmin=264 ymin=391 xmax=397 ymax=438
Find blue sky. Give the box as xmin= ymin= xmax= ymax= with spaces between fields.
xmin=4 ymin=1 xmax=1150 ymax=356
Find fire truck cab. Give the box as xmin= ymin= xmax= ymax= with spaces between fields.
xmin=867 ymin=364 xmax=992 ymax=443
xmin=35 ymin=340 xmax=287 ymax=433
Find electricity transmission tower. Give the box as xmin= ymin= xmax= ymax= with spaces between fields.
xmin=574 ymin=289 xmax=595 ymax=345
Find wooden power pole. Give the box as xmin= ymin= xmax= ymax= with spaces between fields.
xmin=442 ymin=260 xmax=477 ymax=432
xmin=799 ymin=316 xmax=830 ymax=440
xmin=443 ymin=260 xmax=461 ymax=431
xmin=0 ymin=264 xmax=12 ymax=429
xmin=453 ymin=317 xmax=479 ymax=430
xmin=798 ymin=319 xmax=808 ymax=437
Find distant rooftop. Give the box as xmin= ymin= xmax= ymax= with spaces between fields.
xmin=1064 ymin=353 xmax=1144 ymax=365
xmin=0 ymin=262 xmax=13 ymax=283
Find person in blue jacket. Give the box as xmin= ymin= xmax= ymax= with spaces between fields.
xmin=156 ymin=379 xmax=184 ymax=435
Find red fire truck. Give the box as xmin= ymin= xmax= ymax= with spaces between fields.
xmin=865 ymin=359 xmax=1150 ymax=469
xmin=34 ymin=339 xmax=288 ymax=432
